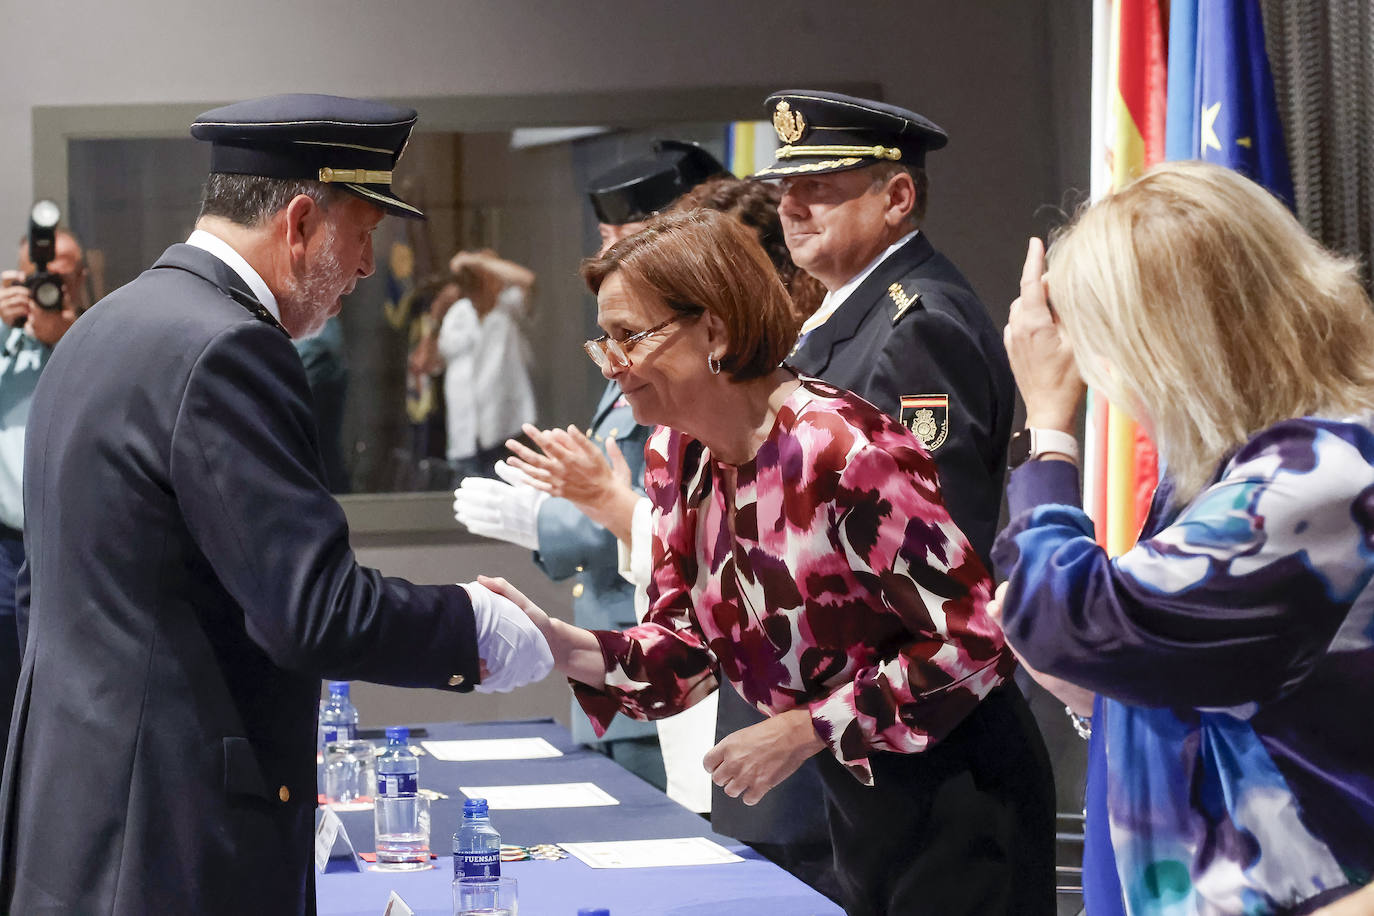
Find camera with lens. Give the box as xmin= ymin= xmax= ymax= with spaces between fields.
xmin=24 ymin=199 xmax=64 ymax=314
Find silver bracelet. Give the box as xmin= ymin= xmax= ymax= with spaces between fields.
xmin=1065 ymin=706 xmax=1092 ymax=740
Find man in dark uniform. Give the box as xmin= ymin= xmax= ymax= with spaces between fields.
xmin=745 ymin=90 xmax=1056 ymax=914
xmin=455 ymin=141 xmax=726 ymax=791
xmin=0 ymin=94 xmax=550 ymax=916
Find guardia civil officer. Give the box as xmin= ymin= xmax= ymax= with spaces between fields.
xmin=748 ymin=90 xmax=1056 ymax=914
xmin=454 ymin=140 xmax=724 ymax=789
xmin=0 ymin=94 xmax=551 ymax=916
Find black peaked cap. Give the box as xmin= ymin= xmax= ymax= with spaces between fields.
xmin=752 ymin=89 xmax=948 ymax=179
xmin=191 ymin=93 xmax=424 ymax=219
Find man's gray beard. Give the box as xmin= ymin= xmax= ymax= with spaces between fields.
xmin=280 ymin=220 xmax=343 ymax=338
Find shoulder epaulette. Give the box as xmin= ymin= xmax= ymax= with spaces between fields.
xmin=888 ymin=281 xmax=921 ymax=325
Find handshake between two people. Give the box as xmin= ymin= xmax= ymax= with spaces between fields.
xmin=464 ymin=576 xmax=826 ymax=808
xmin=459 ymin=579 xmax=555 ymax=693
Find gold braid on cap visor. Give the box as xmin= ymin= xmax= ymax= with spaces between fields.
xmin=774 ymin=144 xmax=902 ymax=161
xmin=318 ymin=167 xmax=393 ymax=184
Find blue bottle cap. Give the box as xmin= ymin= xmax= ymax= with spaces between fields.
xmin=463 ymin=798 xmax=489 ymax=816
xmin=577 ymin=909 xmax=610 ymax=916
xmin=385 ymin=726 xmax=409 ymax=743
xmin=327 ymin=681 xmax=350 ymax=696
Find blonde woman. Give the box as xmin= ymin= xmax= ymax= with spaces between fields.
xmin=997 ymin=161 xmax=1374 ymax=914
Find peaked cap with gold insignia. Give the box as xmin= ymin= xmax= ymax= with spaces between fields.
xmin=752 ymin=89 xmax=948 ymax=179
xmin=191 ymin=93 xmax=424 ymax=220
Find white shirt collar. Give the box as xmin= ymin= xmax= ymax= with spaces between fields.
xmin=797 ymin=228 xmax=920 ymax=338
xmin=185 ymin=229 xmax=281 ymax=322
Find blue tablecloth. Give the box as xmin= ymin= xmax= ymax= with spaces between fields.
xmin=315 ymin=719 xmax=842 ymax=916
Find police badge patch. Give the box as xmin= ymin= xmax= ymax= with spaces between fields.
xmin=900 ymin=394 xmax=950 ymax=451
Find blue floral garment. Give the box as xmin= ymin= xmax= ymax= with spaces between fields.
xmin=993 ymin=418 xmax=1374 ymax=915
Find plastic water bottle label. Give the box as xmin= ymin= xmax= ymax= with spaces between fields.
xmin=377 ymin=773 xmax=418 ymax=797
xmin=457 ymin=850 xmax=501 ymax=879
xmin=320 ymin=723 xmax=355 ymax=744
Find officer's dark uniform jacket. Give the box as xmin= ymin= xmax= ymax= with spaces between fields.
xmin=0 ymin=244 xmax=482 ymax=915
xmin=790 ymin=230 xmax=1013 ymax=565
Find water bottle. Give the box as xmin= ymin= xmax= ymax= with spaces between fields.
xmin=374 ymin=726 xmax=428 ymax=868
xmin=453 ymin=798 xmax=501 ymax=880
xmin=318 ymin=681 xmax=358 ymax=748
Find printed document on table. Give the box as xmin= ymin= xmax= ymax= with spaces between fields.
xmin=558 ymin=837 xmax=744 ymax=869
xmin=458 ymin=782 xmax=618 ymax=809
xmin=422 ymin=737 xmax=563 ymax=761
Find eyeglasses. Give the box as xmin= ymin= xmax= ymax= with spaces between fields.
xmin=583 ymin=313 xmax=693 ymax=371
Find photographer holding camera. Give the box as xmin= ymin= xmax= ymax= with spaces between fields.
xmin=0 ymin=207 xmax=86 ymax=749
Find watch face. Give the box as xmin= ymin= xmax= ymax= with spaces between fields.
xmin=1008 ymin=429 xmax=1032 ymax=468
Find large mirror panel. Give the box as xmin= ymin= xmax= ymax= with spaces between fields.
xmin=37 ymin=87 xmax=877 ymax=522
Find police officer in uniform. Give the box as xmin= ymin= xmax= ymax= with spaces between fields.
xmin=454 ymin=140 xmax=725 ymax=789
xmin=745 ymin=90 xmax=1056 ymax=913
xmin=0 ymin=94 xmax=550 ymax=915
xmin=757 ymin=89 xmax=1014 ymax=564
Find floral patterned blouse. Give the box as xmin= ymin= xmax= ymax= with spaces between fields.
xmin=572 ymin=377 xmax=1013 ymax=784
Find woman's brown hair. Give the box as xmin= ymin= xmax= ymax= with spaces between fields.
xmin=671 ymin=177 xmax=824 ymax=326
xmin=581 ymin=208 xmax=796 ymax=381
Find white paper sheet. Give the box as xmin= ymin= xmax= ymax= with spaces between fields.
xmin=421 ymin=737 xmax=563 ymax=762
xmin=557 ymin=837 xmax=744 ymax=869
xmin=458 ymin=782 xmax=618 ymax=810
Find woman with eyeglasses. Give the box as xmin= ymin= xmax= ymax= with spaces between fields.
xmin=483 ymin=208 xmax=1056 ymax=916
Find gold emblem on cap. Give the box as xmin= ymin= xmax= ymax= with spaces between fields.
xmin=773 ymin=101 xmax=806 ymax=144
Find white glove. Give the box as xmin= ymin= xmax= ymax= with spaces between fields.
xmin=461 ymin=581 xmax=554 ymax=693
xmin=453 ymin=461 xmax=549 ymax=551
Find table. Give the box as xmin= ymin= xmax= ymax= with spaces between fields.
xmin=315 ymin=719 xmax=843 ymax=916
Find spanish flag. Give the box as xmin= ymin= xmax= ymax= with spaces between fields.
xmin=1088 ymin=1 xmax=1294 ymax=555
xmin=1087 ymin=0 xmax=1166 ymax=555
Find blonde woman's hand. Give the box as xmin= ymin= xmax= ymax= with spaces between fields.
xmin=1005 ymin=237 xmax=1085 ymax=432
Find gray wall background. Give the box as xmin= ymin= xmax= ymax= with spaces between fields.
xmin=4 ymin=0 xmax=1093 ymax=793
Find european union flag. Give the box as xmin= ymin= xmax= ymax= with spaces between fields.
xmin=1166 ymin=0 xmax=1294 ymax=207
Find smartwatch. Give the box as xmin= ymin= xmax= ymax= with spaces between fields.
xmin=1008 ymin=428 xmax=1080 ymax=469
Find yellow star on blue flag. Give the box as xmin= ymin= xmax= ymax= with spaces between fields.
xmin=1166 ymin=0 xmax=1293 ymax=208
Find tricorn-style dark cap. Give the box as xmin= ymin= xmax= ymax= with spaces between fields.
xmin=586 ymin=140 xmax=730 ymax=225
xmin=751 ymin=90 xmax=948 ymax=179
xmin=191 ymin=93 xmax=424 ymax=219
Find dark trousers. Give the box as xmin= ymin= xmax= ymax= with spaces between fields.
xmin=0 ymin=529 xmax=23 ymax=757
xmin=817 ymin=684 xmax=1057 ymax=916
